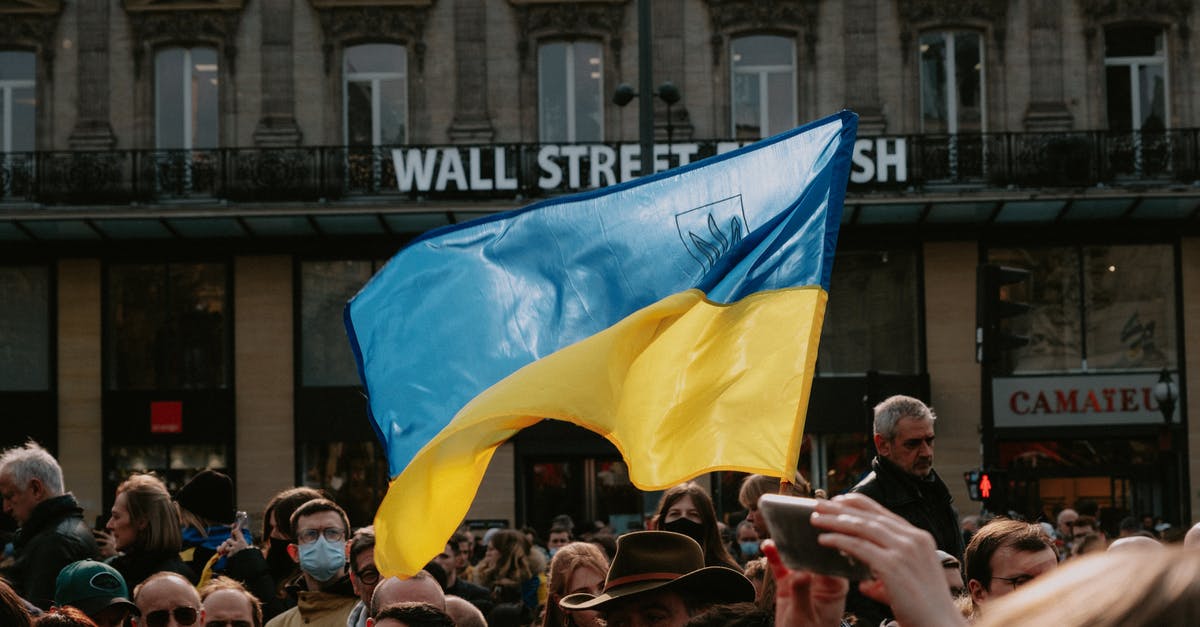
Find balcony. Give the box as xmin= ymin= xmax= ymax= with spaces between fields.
xmin=1 ymin=130 xmax=1199 ymax=208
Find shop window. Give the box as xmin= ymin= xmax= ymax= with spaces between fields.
xmin=0 ymin=265 xmax=49 ymax=391
xmin=538 ymin=40 xmax=603 ymax=143
xmin=300 ymin=260 xmax=379 ymax=387
xmin=817 ymin=248 xmax=921 ymax=375
xmin=0 ymin=50 xmax=35 ymax=153
xmin=1105 ymin=25 xmax=1167 ymax=132
xmin=987 ymin=244 xmax=1176 ymax=374
xmin=300 ymin=440 xmax=390 ymax=528
xmin=106 ymin=263 xmax=229 ymax=390
xmin=155 ymin=47 xmax=219 ymax=150
xmin=525 ymin=456 xmax=644 ymax=536
xmin=297 ymin=258 xmax=391 ymax=526
xmin=730 ymin=35 xmax=796 ymax=139
xmin=344 ymin=43 xmax=407 ymax=147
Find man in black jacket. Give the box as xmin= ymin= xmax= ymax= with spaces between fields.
xmin=847 ymin=395 xmax=963 ymax=626
xmin=0 ymin=441 xmax=100 ymax=609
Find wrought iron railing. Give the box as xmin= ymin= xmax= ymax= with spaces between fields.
xmin=2 ymin=130 xmax=1198 ymax=206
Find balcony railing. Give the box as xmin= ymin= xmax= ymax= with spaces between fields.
xmin=2 ymin=130 xmax=1198 ymax=206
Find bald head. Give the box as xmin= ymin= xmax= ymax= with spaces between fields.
xmin=134 ymin=573 xmax=203 ymax=626
xmin=370 ymin=572 xmax=446 ymax=615
xmin=1107 ymin=536 xmax=1161 ymax=553
xmin=445 ymin=595 xmax=486 ymax=627
xmin=1185 ymin=522 xmax=1200 ymax=548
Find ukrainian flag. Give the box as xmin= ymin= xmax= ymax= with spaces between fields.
xmin=346 ymin=111 xmax=857 ymax=576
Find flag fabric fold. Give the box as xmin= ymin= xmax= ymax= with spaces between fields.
xmin=346 ymin=111 xmax=858 ymax=576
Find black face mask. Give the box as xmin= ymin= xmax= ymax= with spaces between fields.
xmin=660 ymin=517 xmax=706 ymax=549
xmin=266 ymin=537 xmax=296 ymax=580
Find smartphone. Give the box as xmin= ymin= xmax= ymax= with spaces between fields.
xmin=234 ymin=511 xmax=250 ymax=537
xmin=758 ymin=494 xmax=872 ymax=580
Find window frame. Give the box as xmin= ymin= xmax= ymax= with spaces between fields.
xmin=918 ymin=30 xmax=987 ymax=135
xmin=0 ymin=49 xmax=36 ymax=153
xmin=537 ymin=39 xmax=605 ymax=143
xmin=728 ymin=34 xmax=797 ymax=139
xmin=1103 ymin=25 xmax=1170 ymax=132
xmin=342 ymin=42 xmax=409 ymax=148
xmin=153 ymin=46 xmax=220 ymax=151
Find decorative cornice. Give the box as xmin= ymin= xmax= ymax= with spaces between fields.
xmin=896 ymin=0 xmax=1009 ymax=62
xmin=314 ymin=4 xmax=433 ymax=73
xmin=704 ymin=0 xmax=818 ymax=65
xmin=1077 ymin=0 xmax=1191 ymax=53
xmin=124 ymin=0 xmax=243 ymax=11
xmin=0 ymin=8 xmax=59 ymax=80
xmin=128 ymin=9 xmax=243 ymax=76
xmin=0 ymin=0 xmax=61 ymax=13
xmin=310 ymin=0 xmax=430 ymax=6
xmin=510 ymin=1 xmax=629 ymax=70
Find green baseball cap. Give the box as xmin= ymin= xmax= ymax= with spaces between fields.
xmin=54 ymin=560 xmax=140 ymax=617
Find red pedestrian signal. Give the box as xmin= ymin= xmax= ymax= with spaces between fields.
xmin=980 ymin=473 xmax=992 ymax=499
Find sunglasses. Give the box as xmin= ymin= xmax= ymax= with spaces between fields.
xmin=144 ymin=607 xmax=198 ymax=627
xmin=205 ymin=622 xmax=252 ymax=627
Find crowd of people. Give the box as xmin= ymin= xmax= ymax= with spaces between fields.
xmin=3 ymin=394 xmax=1200 ymax=626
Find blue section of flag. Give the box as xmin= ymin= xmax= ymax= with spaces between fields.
xmin=346 ymin=111 xmax=857 ymax=477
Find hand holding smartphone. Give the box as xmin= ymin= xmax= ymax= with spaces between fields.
xmin=758 ymin=494 xmax=871 ymax=580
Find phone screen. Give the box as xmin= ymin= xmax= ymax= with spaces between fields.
xmin=758 ymin=494 xmax=872 ymax=580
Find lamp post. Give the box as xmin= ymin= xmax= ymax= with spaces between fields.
xmin=612 ymin=81 xmax=683 ymax=172
xmin=1154 ymin=368 xmax=1178 ymax=424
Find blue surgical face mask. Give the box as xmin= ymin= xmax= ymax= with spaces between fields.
xmin=298 ymin=537 xmax=346 ymax=582
xmin=548 ymin=547 xmax=559 ymax=558
xmin=739 ymin=541 xmax=760 ymax=558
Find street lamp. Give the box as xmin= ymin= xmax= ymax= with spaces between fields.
xmin=1154 ymin=368 xmax=1178 ymax=424
xmin=612 ymin=81 xmax=684 ymax=163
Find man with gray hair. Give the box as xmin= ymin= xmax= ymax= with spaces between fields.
xmin=851 ymin=395 xmax=962 ymax=559
xmin=0 ymin=440 xmax=99 ymax=609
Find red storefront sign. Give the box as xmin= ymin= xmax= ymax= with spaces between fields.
xmin=150 ymin=401 xmax=183 ymax=433
xmin=992 ymin=373 xmax=1176 ymax=427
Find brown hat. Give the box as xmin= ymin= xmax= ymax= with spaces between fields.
xmin=559 ymin=531 xmax=754 ymax=611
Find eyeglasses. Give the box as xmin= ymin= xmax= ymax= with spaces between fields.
xmin=297 ymin=527 xmax=346 ymax=544
xmin=145 ymin=606 xmax=199 ymax=627
xmin=355 ymin=567 xmax=380 ymax=585
xmin=205 ymin=621 xmax=252 ymax=627
xmin=991 ymin=574 xmax=1035 ymax=591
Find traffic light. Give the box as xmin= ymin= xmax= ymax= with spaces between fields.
xmin=976 ymin=264 xmax=1031 ymax=365
xmin=964 ymin=469 xmax=983 ymax=501
xmin=979 ymin=468 xmax=1008 ymax=512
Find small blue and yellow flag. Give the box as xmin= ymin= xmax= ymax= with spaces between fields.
xmin=346 ymin=111 xmax=857 ymax=576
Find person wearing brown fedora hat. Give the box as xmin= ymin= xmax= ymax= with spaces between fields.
xmin=559 ymin=531 xmax=754 ymax=627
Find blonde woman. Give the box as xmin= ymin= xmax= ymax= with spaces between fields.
xmin=542 ymin=542 xmax=608 ymax=627
xmin=475 ymin=529 xmax=544 ymax=612
xmin=105 ymin=473 xmax=193 ymax=588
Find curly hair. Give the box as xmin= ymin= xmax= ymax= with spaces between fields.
xmin=475 ymin=529 xmax=533 ymax=588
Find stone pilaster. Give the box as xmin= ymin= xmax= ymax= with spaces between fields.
xmin=253 ymin=0 xmax=303 ymax=146
xmin=69 ymin=0 xmax=116 ymax=149
xmin=844 ymin=0 xmax=886 ymax=134
xmin=1023 ymin=0 xmax=1073 ymax=131
xmin=447 ymin=0 xmax=494 ymax=142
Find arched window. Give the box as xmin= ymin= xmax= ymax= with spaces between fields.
xmin=919 ymin=31 xmax=984 ymax=135
xmin=343 ymin=43 xmax=408 ymax=147
xmin=0 ymin=50 xmax=35 ymax=153
xmin=1105 ymin=25 xmax=1167 ymax=132
xmin=730 ymin=35 xmax=795 ymax=139
xmin=155 ymin=47 xmax=219 ymax=150
xmin=538 ymin=40 xmax=603 ymax=143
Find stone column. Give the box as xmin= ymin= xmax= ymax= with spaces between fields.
xmin=447 ymin=0 xmax=494 ymax=142
xmin=253 ymin=0 xmax=303 ymax=146
xmin=1023 ymin=0 xmax=1073 ymax=131
xmin=68 ymin=0 xmax=116 ymax=149
xmin=57 ymin=259 xmax=103 ymax=517
xmin=844 ymin=0 xmax=886 ymax=134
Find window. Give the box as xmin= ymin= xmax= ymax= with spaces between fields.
xmin=155 ymin=47 xmax=219 ymax=150
xmin=106 ymin=263 xmax=229 ymax=390
xmin=0 ymin=50 xmax=35 ymax=153
xmin=919 ymin=31 xmax=984 ymax=135
xmin=730 ymin=36 xmax=796 ymax=139
xmin=539 ymin=41 xmax=603 ymax=142
xmin=344 ymin=44 xmax=407 ymax=147
xmin=300 ymin=260 xmax=381 ymax=386
xmin=1105 ymin=25 xmax=1167 ymax=132
xmin=817 ymin=248 xmax=921 ymax=375
xmin=987 ymin=245 xmax=1176 ymax=375
xmin=0 ymin=265 xmax=49 ymax=391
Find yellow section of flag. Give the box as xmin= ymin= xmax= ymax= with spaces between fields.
xmin=373 ymin=286 xmax=826 ymax=576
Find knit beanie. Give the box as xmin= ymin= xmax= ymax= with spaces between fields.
xmin=175 ymin=469 xmax=236 ymax=525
